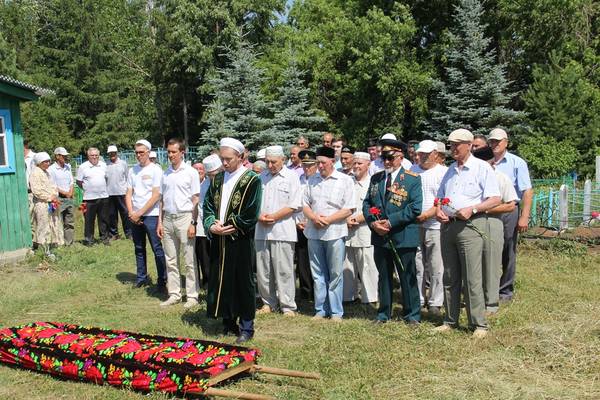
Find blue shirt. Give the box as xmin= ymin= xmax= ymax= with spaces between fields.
xmin=437 ymin=155 xmax=500 ymax=214
xmin=493 ymin=151 xmax=532 ymax=201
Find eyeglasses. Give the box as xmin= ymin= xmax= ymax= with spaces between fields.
xmin=88 ymin=154 xmax=99 ymax=158
xmin=135 ymin=151 xmax=148 ymax=155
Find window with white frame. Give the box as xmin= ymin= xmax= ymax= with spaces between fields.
xmin=0 ymin=109 xmax=15 ymax=174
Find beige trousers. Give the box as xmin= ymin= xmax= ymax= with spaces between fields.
xmin=343 ymin=246 xmax=379 ymax=303
xmin=162 ymin=212 xmax=199 ymax=301
xmin=33 ymin=201 xmax=62 ymax=246
xmin=256 ymin=240 xmax=297 ymax=313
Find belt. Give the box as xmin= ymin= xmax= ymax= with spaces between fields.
xmin=448 ymin=214 xmax=487 ymax=223
xmin=163 ymin=211 xmax=193 ymax=217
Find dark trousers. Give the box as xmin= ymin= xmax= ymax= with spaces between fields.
xmin=223 ymin=318 xmax=254 ymax=337
xmin=131 ymin=216 xmax=167 ymax=285
xmin=108 ymin=195 xmax=131 ymax=238
xmin=195 ymin=236 xmax=210 ymax=286
xmin=295 ymin=229 xmax=313 ymax=301
xmin=84 ymin=197 xmax=109 ymax=244
xmin=374 ymin=246 xmax=420 ymax=322
xmin=499 ymin=207 xmax=519 ymax=299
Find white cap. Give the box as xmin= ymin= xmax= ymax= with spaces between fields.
xmin=34 ymin=152 xmax=51 ymax=164
xmin=219 ymin=137 xmax=244 ymax=154
xmin=149 ymin=151 xmax=157 ymax=159
xmin=488 ymin=128 xmax=508 ymax=140
xmin=53 ymin=147 xmax=69 ymax=156
xmin=202 ymin=154 xmax=222 ymax=172
xmin=107 ymin=145 xmax=118 ymax=153
xmin=436 ymin=141 xmax=447 ymax=154
xmin=416 ymin=140 xmax=437 ymax=153
xmin=135 ymin=139 xmax=152 ymax=150
xmin=265 ymin=145 xmax=284 ymax=157
xmin=381 ymin=133 xmax=397 ymax=140
xmin=354 ymin=151 xmax=370 ymax=161
xmin=448 ymin=128 xmax=474 ymax=143
xmin=256 ymin=148 xmax=266 ymax=160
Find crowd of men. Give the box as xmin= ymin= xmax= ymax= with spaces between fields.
xmin=23 ymin=126 xmax=532 ymax=343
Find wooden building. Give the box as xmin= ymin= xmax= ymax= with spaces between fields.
xmin=0 ymin=75 xmax=53 ymax=265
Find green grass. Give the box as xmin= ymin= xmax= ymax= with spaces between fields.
xmin=1 ymin=238 xmax=599 ymax=399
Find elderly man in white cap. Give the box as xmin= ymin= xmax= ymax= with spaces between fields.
xmin=125 ymin=139 xmax=167 ymax=290
xmin=30 ymin=152 xmax=61 ymax=258
xmin=203 ymin=137 xmax=262 ymax=344
xmin=49 ymin=147 xmax=74 ymax=245
xmin=434 ymin=129 xmax=500 ymax=338
xmin=343 ymin=151 xmax=378 ymax=306
xmin=149 ymin=151 xmax=158 ymax=164
xmin=488 ymin=127 xmax=533 ymax=302
xmin=106 ymin=144 xmax=131 ymax=240
xmin=157 ymin=138 xmax=201 ymax=308
xmin=76 ymin=147 xmax=110 ymax=246
xmin=192 ymin=154 xmax=223 ymax=287
xmin=413 ymin=140 xmax=448 ymax=316
xmin=255 ymin=145 xmax=302 ymax=317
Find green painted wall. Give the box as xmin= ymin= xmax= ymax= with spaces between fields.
xmin=0 ymin=95 xmax=32 ymax=252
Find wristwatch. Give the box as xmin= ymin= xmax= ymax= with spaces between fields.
xmin=190 ymin=220 xmax=198 ymax=226
xmin=472 ymin=208 xmax=478 ymax=215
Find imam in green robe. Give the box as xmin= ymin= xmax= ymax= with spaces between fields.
xmin=203 ymin=168 xmax=262 ymax=325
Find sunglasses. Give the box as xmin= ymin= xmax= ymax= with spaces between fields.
xmin=380 ymin=153 xmax=398 ymax=161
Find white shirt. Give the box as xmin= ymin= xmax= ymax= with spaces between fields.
xmin=161 ymin=162 xmax=200 ymax=214
xmin=76 ymin=161 xmax=108 ymax=200
xmin=48 ymin=162 xmax=73 ymax=194
xmin=418 ymin=164 xmax=448 ymax=229
xmin=346 ymin=175 xmax=372 ymax=247
xmin=495 ymin=170 xmax=519 ymax=204
xmin=24 ymin=150 xmax=36 ymax=188
xmin=219 ymin=166 xmax=248 ymax=223
xmin=369 ymin=158 xmax=412 ymax=175
xmin=303 ymin=169 xmax=356 ymax=241
xmin=196 ymin=178 xmax=210 ymax=237
xmin=128 ymin=162 xmax=163 ymax=216
xmin=437 ymin=155 xmax=500 ymax=215
xmin=401 ymin=158 xmax=413 ymax=170
xmin=106 ymin=158 xmax=129 ymax=196
xmin=255 ymin=166 xmax=302 ymax=242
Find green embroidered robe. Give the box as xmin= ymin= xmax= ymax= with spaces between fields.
xmin=203 ymin=168 xmax=262 ymax=320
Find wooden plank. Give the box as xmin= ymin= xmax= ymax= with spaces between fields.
xmin=207 ymin=361 xmax=255 ymax=387
xmin=204 ymin=387 xmax=275 ymax=400
xmin=251 ymin=365 xmax=321 ymax=380
xmin=10 ymin=104 xmax=32 ymax=248
xmin=0 ymin=173 xmax=10 ymax=251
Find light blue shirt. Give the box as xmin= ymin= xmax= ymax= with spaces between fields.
xmin=493 ymin=151 xmax=532 ymax=201
xmin=437 ymin=155 xmax=500 ymax=213
xmin=48 ymin=162 xmax=73 ymax=193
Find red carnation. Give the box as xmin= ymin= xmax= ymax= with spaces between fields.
xmin=433 ymin=197 xmax=439 ymax=206
xmin=592 ymin=211 xmax=600 ymax=219
xmin=441 ymin=198 xmax=450 ymax=206
xmin=369 ymin=207 xmax=381 ymax=216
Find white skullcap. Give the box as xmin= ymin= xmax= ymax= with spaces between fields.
xmin=202 ymin=154 xmax=222 ymax=172
xmin=354 ymin=151 xmax=370 ymax=161
xmin=448 ymin=129 xmax=474 ymax=143
xmin=107 ymin=145 xmax=118 ymax=153
xmin=256 ymin=148 xmax=266 ymax=160
xmin=34 ymin=152 xmax=51 ymax=164
xmin=219 ymin=137 xmax=244 ymax=154
xmin=381 ymin=133 xmax=397 ymax=140
xmin=265 ymin=145 xmax=284 ymax=157
xmin=488 ymin=128 xmax=508 ymax=140
xmin=135 ymin=139 xmax=151 ymax=150
xmin=149 ymin=151 xmax=157 ymax=158
xmin=416 ymin=140 xmax=437 ymax=153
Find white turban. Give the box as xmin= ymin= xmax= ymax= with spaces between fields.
xmin=265 ymin=145 xmax=284 ymax=157
xmin=219 ymin=137 xmax=244 ymax=154
xmin=256 ymin=149 xmax=266 ymax=160
xmin=202 ymin=154 xmax=222 ymax=172
xmin=34 ymin=152 xmax=51 ymax=165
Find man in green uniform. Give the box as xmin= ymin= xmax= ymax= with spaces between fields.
xmin=363 ymin=139 xmax=423 ymax=324
xmin=203 ymin=138 xmax=262 ymax=344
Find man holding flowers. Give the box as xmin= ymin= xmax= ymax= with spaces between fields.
xmin=434 ymin=129 xmax=500 ymax=339
xmin=363 ymin=138 xmax=423 ymax=324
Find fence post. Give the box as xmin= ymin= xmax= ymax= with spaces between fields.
xmin=583 ymin=179 xmax=592 ymax=225
xmin=547 ymin=190 xmax=554 ymax=227
xmin=559 ymin=184 xmax=568 ymax=230
xmin=531 ymin=194 xmax=538 ymax=226
xmin=596 ymin=155 xmax=600 ymax=187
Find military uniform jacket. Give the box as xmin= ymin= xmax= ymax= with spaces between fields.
xmin=362 ymin=168 xmax=422 ymax=249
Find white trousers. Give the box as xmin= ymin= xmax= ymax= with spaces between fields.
xmin=256 ymin=240 xmax=297 ymax=313
xmin=162 ymin=212 xmax=199 ymax=301
xmin=343 ymin=246 xmax=379 ymax=303
xmin=417 ymin=227 xmax=444 ymax=307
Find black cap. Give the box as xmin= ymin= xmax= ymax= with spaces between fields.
xmin=299 ymin=150 xmax=317 ymax=163
xmin=316 ymin=146 xmax=335 ymax=158
xmin=472 ymin=146 xmax=494 ymax=161
xmin=341 ymin=145 xmax=355 ymax=154
xmin=378 ymin=138 xmax=407 ymax=154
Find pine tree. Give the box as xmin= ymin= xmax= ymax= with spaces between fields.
xmin=425 ymin=0 xmax=522 ymax=139
xmin=199 ymin=35 xmax=273 ymax=153
xmin=267 ymin=57 xmax=326 ymax=147
xmin=0 ymin=31 xmax=19 ymax=77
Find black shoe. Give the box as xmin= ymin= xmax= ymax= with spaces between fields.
xmin=135 ymin=279 xmax=151 ymax=288
xmin=372 ymin=319 xmax=387 ymax=325
xmin=223 ymin=326 xmax=240 ymax=337
xmin=82 ymin=241 xmax=94 ymax=247
xmin=406 ymin=319 xmax=420 ymax=326
xmin=428 ymin=306 xmax=442 ymax=316
xmin=235 ymin=332 xmax=253 ymax=344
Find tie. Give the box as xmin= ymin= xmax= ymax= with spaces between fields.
xmin=385 ymin=173 xmax=392 ymax=199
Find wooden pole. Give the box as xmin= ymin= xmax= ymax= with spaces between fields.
xmin=204 ymin=388 xmax=275 ymax=400
xmin=252 ymin=365 xmax=321 ymax=380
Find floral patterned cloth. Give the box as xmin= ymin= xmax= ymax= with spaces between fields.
xmin=0 ymin=322 xmax=259 ymax=395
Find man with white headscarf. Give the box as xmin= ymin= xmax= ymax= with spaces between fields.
xmin=255 ymin=145 xmax=302 ymax=316
xmin=203 ymin=138 xmax=262 ymax=344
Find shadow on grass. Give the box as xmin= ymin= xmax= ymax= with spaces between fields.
xmin=180 ymin=309 xmax=224 ymax=337
xmin=115 ymin=271 xmax=137 ymax=284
